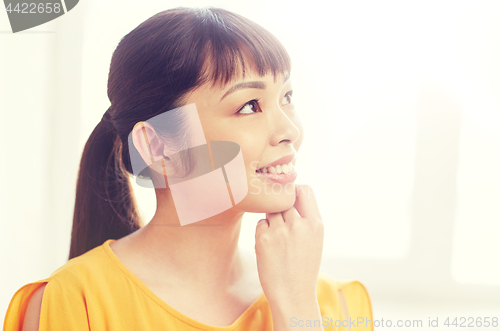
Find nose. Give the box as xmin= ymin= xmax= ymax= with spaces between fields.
xmin=268 ymin=103 xmax=301 ymax=146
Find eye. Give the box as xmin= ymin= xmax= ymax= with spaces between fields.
xmin=282 ymin=90 xmax=293 ymax=106
xmin=237 ymin=99 xmax=262 ymax=115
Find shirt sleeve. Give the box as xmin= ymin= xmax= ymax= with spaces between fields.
xmin=3 ymin=277 xmax=91 ymax=331
xmin=3 ymin=281 xmax=48 ymax=331
xmin=38 ymin=277 xmax=90 ymax=330
xmin=338 ymin=280 xmax=374 ymax=331
xmin=316 ymin=273 xmax=374 ymax=331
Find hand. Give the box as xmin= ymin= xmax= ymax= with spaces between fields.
xmin=254 ymin=184 xmax=324 ymax=308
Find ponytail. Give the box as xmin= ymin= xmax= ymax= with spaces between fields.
xmin=69 ymin=109 xmax=141 ymax=260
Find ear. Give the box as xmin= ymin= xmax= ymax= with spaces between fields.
xmin=131 ymin=121 xmax=186 ymax=183
xmin=131 ymin=121 xmax=166 ymax=166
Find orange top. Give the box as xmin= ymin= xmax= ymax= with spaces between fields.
xmin=3 ymin=239 xmax=373 ymax=330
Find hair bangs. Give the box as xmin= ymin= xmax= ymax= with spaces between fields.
xmin=197 ymin=8 xmax=292 ymax=88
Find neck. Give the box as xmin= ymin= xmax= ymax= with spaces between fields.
xmin=130 ymin=187 xmax=247 ymax=291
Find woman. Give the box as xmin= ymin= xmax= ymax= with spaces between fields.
xmin=4 ymin=7 xmax=373 ymax=331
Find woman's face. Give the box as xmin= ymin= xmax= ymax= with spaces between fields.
xmin=183 ymin=69 xmax=304 ymax=213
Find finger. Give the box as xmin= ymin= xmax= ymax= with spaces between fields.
xmin=266 ymin=212 xmax=284 ymax=227
xmin=256 ymin=218 xmax=269 ymax=231
xmin=294 ymin=184 xmax=322 ymax=220
xmin=281 ymin=205 xmax=302 ymax=224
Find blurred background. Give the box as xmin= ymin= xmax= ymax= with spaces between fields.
xmin=1 ymin=0 xmax=499 ymax=329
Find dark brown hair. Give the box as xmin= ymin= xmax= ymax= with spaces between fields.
xmin=69 ymin=7 xmax=291 ymax=259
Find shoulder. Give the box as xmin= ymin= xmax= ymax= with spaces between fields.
xmin=4 ymin=243 xmax=112 ymax=330
xmin=32 ymin=241 xmax=120 ymax=296
xmin=49 ymin=242 xmax=111 ymax=281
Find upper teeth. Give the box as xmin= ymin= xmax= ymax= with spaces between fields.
xmin=256 ymin=162 xmax=294 ymax=174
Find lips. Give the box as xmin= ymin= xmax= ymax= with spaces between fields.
xmin=255 ymin=164 xmax=298 ymax=184
xmin=253 ymin=153 xmax=298 ymax=184
xmin=256 ymin=153 xmax=296 ymax=171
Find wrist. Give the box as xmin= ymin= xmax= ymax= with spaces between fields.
xmin=269 ymin=298 xmax=322 ymax=331
xmin=268 ymin=291 xmax=318 ymax=308
xmin=269 ymin=294 xmax=320 ymax=315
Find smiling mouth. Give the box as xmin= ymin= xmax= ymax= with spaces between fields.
xmin=255 ymin=162 xmax=294 ymax=174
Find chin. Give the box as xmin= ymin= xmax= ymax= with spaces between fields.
xmin=239 ymin=183 xmax=297 ymax=213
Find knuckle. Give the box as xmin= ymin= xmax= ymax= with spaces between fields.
xmin=275 ymin=226 xmax=288 ymax=237
xmin=315 ymin=219 xmax=324 ymax=231
xmin=290 ymin=219 xmax=303 ymax=231
xmin=257 ymin=233 xmax=271 ymax=245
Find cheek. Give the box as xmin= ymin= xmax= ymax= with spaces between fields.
xmin=235 ymin=132 xmax=267 ymax=170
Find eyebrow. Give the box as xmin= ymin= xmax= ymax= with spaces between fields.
xmin=220 ymin=72 xmax=291 ymax=101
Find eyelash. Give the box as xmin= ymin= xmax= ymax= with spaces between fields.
xmin=237 ymin=99 xmax=261 ymax=115
xmin=236 ymin=91 xmax=293 ymax=115
xmin=284 ymin=90 xmax=293 ymax=105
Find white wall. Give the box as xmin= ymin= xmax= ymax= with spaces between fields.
xmin=2 ymin=0 xmax=499 ymax=328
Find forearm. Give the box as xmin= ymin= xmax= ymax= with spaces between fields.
xmin=270 ymin=298 xmax=324 ymax=331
